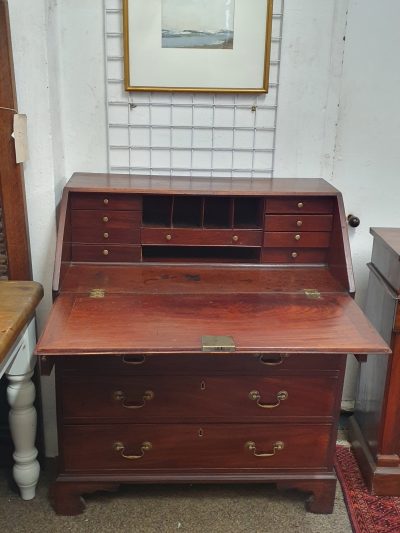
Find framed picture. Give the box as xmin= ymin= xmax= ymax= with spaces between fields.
xmin=123 ymin=0 xmax=274 ymax=93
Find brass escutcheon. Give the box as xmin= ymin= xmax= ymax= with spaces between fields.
xmin=245 ymin=440 xmax=284 ymax=457
xmin=113 ymin=441 xmax=152 ymax=460
xmin=248 ymin=390 xmax=288 ymax=409
xmin=113 ymin=389 xmax=154 ymax=409
xmin=258 ymin=354 xmax=288 ymax=366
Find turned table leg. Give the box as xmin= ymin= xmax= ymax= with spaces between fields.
xmin=6 ymin=370 xmax=40 ymax=500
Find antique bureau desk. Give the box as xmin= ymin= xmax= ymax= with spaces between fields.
xmin=36 ymin=173 xmax=388 ymax=515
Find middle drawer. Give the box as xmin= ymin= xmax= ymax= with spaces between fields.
xmin=263 ymin=232 xmax=331 ymax=248
xmin=141 ymin=228 xmax=262 ymax=246
xmin=60 ymin=374 xmax=339 ymax=422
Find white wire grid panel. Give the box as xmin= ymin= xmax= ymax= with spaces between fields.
xmin=104 ymin=0 xmax=284 ymax=178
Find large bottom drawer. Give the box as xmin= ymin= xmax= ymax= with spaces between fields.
xmin=61 ymin=423 xmax=332 ymax=471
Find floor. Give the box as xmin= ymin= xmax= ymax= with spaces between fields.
xmin=1 ymin=465 xmax=352 ymax=533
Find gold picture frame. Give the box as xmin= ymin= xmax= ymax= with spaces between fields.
xmin=123 ymin=0 xmax=273 ymax=93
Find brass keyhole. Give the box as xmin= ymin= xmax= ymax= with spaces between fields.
xmin=200 ymin=380 xmax=206 ymax=391
xmin=198 ymin=428 xmax=204 ymax=437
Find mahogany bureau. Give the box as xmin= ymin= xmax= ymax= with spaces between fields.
xmin=36 ymin=173 xmax=389 ymax=515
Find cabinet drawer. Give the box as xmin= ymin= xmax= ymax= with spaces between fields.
xmin=70 ymin=193 xmax=142 ymax=211
xmin=261 ymin=248 xmax=327 ymax=264
xmin=141 ymin=228 xmax=262 ymax=247
xmin=57 ymin=354 xmax=343 ymax=375
xmin=71 ymin=244 xmax=142 ymax=262
xmin=71 ymin=211 xmax=141 ymax=244
xmin=60 ymin=374 xmax=339 ymax=422
xmin=264 ymin=215 xmax=333 ymax=232
xmin=62 ymin=423 xmax=332 ymax=471
xmin=263 ymin=232 xmax=331 ymax=248
xmin=265 ymin=198 xmax=334 ymax=214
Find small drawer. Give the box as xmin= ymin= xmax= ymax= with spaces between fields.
xmin=71 ymin=210 xmax=141 ymax=243
xmin=57 ymin=353 xmax=343 ymax=376
xmin=141 ymin=228 xmax=262 ymax=247
xmin=60 ymin=374 xmax=339 ymax=422
xmin=70 ymin=193 xmax=142 ymax=211
xmin=263 ymin=232 xmax=331 ymax=248
xmin=265 ymin=197 xmax=334 ymax=214
xmin=261 ymin=248 xmax=328 ymax=264
xmin=62 ymin=423 xmax=332 ymax=471
xmin=264 ymin=215 xmax=333 ymax=232
xmin=71 ymin=244 xmax=142 ymax=262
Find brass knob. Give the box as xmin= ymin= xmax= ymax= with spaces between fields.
xmin=297 ymin=202 xmax=304 ymax=209
xmin=291 ymin=252 xmax=298 ymax=259
xmin=296 ymin=220 xmax=303 ymax=227
xmin=232 ymin=235 xmax=239 ymax=242
xmin=294 ymin=234 xmax=301 ymax=241
xmin=103 ymin=232 xmax=109 ymax=239
xmin=103 ymin=249 xmax=109 ymax=256
xmin=103 ymin=216 xmax=109 ymax=223
xmin=166 ymin=234 xmax=172 ymax=241
xmin=103 ymin=198 xmax=109 ymax=205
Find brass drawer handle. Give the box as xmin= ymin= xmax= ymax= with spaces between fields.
xmin=103 ymin=198 xmax=109 ymax=205
xmin=103 ymin=232 xmax=109 ymax=239
xmin=103 ymin=249 xmax=109 ymax=256
xmin=248 ymin=390 xmax=288 ymax=409
xmin=291 ymin=251 xmax=298 ymax=259
xmin=297 ymin=202 xmax=304 ymax=209
xmin=113 ymin=389 xmax=154 ymax=409
xmin=122 ymin=355 xmax=146 ymax=365
xmin=296 ymin=220 xmax=303 ymax=227
xmin=294 ymin=234 xmax=301 ymax=241
xmin=113 ymin=441 xmax=152 ymax=460
xmin=258 ymin=354 xmax=288 ymax=366
xmin=245 ymin=440 xmax=284 ymax=457
xmin=102 ymin=216 xmax=109 ymax=223
xmin=232 ymin=235 xmax=239 ymax=242
xmin=166 ymin=234 xmax=172 ymax=241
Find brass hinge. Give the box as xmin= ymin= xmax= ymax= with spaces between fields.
xmin=303 ymin=288 xmax=321 ymax=299
xmin=201 ymin=335 xmax=236 ymax=352
xmin=89 ymin=288 xmax=105 ymax=298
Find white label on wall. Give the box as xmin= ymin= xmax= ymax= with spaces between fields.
xmin=12 ymin=113 xmax=28 ymax=164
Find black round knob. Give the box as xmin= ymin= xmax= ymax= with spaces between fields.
xmin=347 ymin=214 xmax=360 ymax=228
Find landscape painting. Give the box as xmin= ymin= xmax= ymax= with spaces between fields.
xmin=162 ymin=0 xmax=235 ymax=49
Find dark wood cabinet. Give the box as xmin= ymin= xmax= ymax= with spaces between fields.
xmin=350 ymin=228 xmax=400 ymax=495
xmin=36 ymin=174 xmax=389 ymax=515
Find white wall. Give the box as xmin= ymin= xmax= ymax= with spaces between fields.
xmin=8 ymin=0 xmax=400 ymax=455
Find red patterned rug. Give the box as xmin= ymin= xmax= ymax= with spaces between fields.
xmin=335 ymin=445 xmax=400 ymax=533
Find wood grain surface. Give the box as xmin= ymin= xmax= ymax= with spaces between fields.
xmin=36 ymin=291 xmax=389 ymax=356
xmin=0 ymin=281 xmax=43 ymax=363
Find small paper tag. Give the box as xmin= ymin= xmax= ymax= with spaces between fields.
xmin=12 ymin=113 xmax=28 ymax=163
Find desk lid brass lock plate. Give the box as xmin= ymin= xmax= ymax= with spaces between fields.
xmin=303 ymin=289 xmax=321 ymax=299
xmin=89 ymin=288 xmax=105 ymax=298
xmin=201 ymin=335 xmax=236 ymax=352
